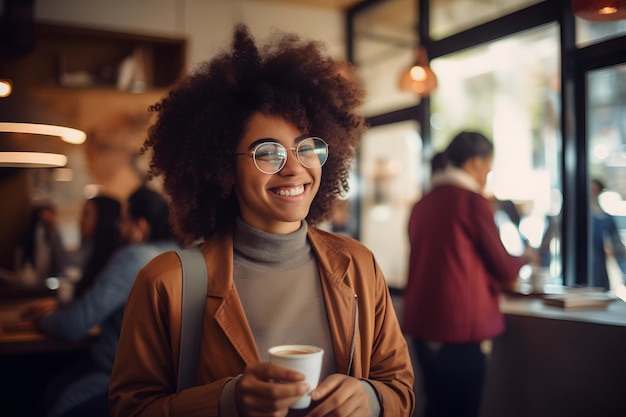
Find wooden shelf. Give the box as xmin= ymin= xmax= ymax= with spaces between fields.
xmin=3 ymin=22 xmax=186 ymax=90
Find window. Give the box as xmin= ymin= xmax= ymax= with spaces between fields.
xmin=430 ymin=0 xmax=541 ymax=40
xmin=587 ymin=63 xmax=626 ymax=296
xmin=359 ymin=120 xmax=422 ymax=288
xmin=352 ymin=0 xmax=417 ymax=116
xmin=429 ymin=24 xmax=563 ymax=289
xmin=576 ymin=18 xmax=626 ymax=46
xmin=348 ymin=0 xmax=626 ymax=292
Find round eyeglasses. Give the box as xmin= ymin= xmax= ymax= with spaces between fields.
xmin=235 ymin=137 xmax=329 ymax=174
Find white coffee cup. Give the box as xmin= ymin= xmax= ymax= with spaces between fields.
xmin=268 ymin=344 xmax=324 ymax=409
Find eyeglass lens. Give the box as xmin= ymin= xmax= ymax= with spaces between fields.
xmin=252 ymin=137 xmax=328 ymax=174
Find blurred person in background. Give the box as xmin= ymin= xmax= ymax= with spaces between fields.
xmin=22 ymin=185 xmax=179 ymax=417
xmin=402 ymin=131 xmax=536 ymax=417
xmin=72 ymin=195 xmax=123 ymax=297
xmin=0 ymin=203 xmax=69 ymax=287
xmin=590 ymin=178 xmax=626 ymax=291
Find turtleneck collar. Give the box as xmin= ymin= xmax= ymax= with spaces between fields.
xmin=233 ymin=217 xmax=312 ymax=269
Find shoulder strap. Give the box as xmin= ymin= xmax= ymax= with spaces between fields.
xmin=174 ymin=246 xmax=207 ymax=393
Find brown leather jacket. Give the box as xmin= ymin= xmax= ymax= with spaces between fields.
xmin=109 ymin=227 xmax=415 ymax=417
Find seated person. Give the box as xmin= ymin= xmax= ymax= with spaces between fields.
xmin=72 ymin=195 xmax=124 ymax=297
xmin=18 ymin=203 xmax=69 ymax=283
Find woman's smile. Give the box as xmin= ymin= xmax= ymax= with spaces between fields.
xmin=271 ymin=184 xmax=306 ymax=197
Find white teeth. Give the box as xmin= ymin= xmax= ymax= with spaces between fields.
xmin=276 ymin=185 xmax=305 ymax=196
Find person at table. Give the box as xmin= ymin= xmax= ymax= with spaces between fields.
xmin=401 ymin=131 xmax=536 ymax=417
xmin=108 ymin=24 xmax=415 ymax=417
xmin=72 ymin=195 xmax=124 ymax=298
xmin=22 ymin=185 xmax=179 ymax=417
xmin=15 ymin=202 xmax=69 ymax=285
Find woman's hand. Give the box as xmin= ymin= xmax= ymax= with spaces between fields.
xmin=307 ymin=374 xmax=372 ymax=417
xmin=236 ymin=362 xmax=309 ymax=417
xmin=20 ymin=298 xmax=58 ymax=322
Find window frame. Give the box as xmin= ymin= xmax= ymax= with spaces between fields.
xmin=346 ymin=0 xmax=626 ymax=288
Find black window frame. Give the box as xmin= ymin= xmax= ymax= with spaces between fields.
xmin=346 ymin=0 xmax=626 ymax=288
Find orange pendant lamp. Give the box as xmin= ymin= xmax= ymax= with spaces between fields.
xmin=398 ymin=47 xmax=438 ymax=97
xmin=572 ymin=0 xmax=626 ymax=21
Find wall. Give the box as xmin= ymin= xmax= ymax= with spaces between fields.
xmin=35 ymin=0 xmax=346 ymax=68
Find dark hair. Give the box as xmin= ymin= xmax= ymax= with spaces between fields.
xmin=142 ymin=24 xmax=366 ymax=244
xmin=430 ymin=151 xmax=448 ymax=175
xmin=127 ymin=185 xmax=174 ymax=241
xmin=445 ymin=131 xmax=493 ymax=168
xmin=76 ymin=195 xmax=122 ymax=297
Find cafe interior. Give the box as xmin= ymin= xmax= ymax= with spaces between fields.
xmin=1 ymin=0 xmax=625 ymax=416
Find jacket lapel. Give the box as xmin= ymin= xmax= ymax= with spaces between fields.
xmin=307 ymin=228 xmax=356 ymax=375
xmin=201 ymin=236 xmax=261 ymax=365
xmin=199 ymin=228 xmax=357 ymax=371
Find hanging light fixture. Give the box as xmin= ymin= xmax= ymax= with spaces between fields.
xmin=572 ymin=0 xmax=626 ymax=21
xmin=0 ymin=151 xmax=67 ymax=168
xmin=0 ymin=79 xmax=13 ymax=98
xmin=398 ymin=47 xmax=438 ymax=97
xmin=0 ymin=122 xmax=85 ymax=144
xmin=0 ymin=88 xmax=86 ymax=168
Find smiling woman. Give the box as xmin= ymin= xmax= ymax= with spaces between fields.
xmin=109 ymin=23 xmax=415 ymax=417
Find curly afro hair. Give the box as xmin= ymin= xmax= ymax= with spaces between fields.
xmin=142 ymin=24 xmax=366 ymax=245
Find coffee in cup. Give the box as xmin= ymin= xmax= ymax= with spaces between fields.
xmin=268 ymin=344 xmax=324 ymax=409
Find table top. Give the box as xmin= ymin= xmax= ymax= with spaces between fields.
xmin=0 ymin=297 xmax=98 ymax=356
xmin=501 ymin=293 xmax=626 ymax=327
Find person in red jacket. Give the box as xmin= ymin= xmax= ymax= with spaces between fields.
xmin=402 ymin=131 xmax=535 ymax=417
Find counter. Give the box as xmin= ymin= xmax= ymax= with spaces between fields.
xmin=501 ymin=292 xmax=626 ymax=326
xmin=480 ymin=294 xmax=626 ymax=417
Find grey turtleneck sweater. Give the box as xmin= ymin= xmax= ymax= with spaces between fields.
xmin=220 ymin=219 xmax=336 ymax=416
xmin=221 ymin=219 xmax=379 ymax=417
xmin=232 ymin=218 xmax=336 ymax=377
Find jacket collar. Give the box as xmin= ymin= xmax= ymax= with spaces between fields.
xmin=200 ymin=226 xmax=355 ymax=368
xmin=431 ymin=166 xmax=482 ymax=194
xmin=199 ymin=227 xmax=352 ymax=298
xmin=307 ymin=227 xmax=352 ymax=287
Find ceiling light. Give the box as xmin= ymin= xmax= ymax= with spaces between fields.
xmin=572 ymin=0 xmax=626 ymax=21
xmin=398 ymin=47 xmax=438 ymax=97
xmin=0 ymin=151 xmax=68 ymax=168
xmin=0 ymin=80 xmax=12 ymax=98
xmin=0 ymin=122 xmax=86 ymax=144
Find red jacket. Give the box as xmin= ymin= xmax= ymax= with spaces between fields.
xmin=401 ymin=172 xmax=525 ymax=343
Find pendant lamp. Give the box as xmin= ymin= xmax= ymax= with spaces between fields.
xmin=398 ymin=47 xmax=438 ymax=97
xmin=0 ymin=79 xmax=12 ymax=97
xmin=572 ymin=0 xmax=626 ymax=21
xmin=0 ymin=89 xmax=85 ymax=168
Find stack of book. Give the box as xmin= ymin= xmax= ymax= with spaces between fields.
xmin=543 ymin=289 xmax=618 ymax=311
